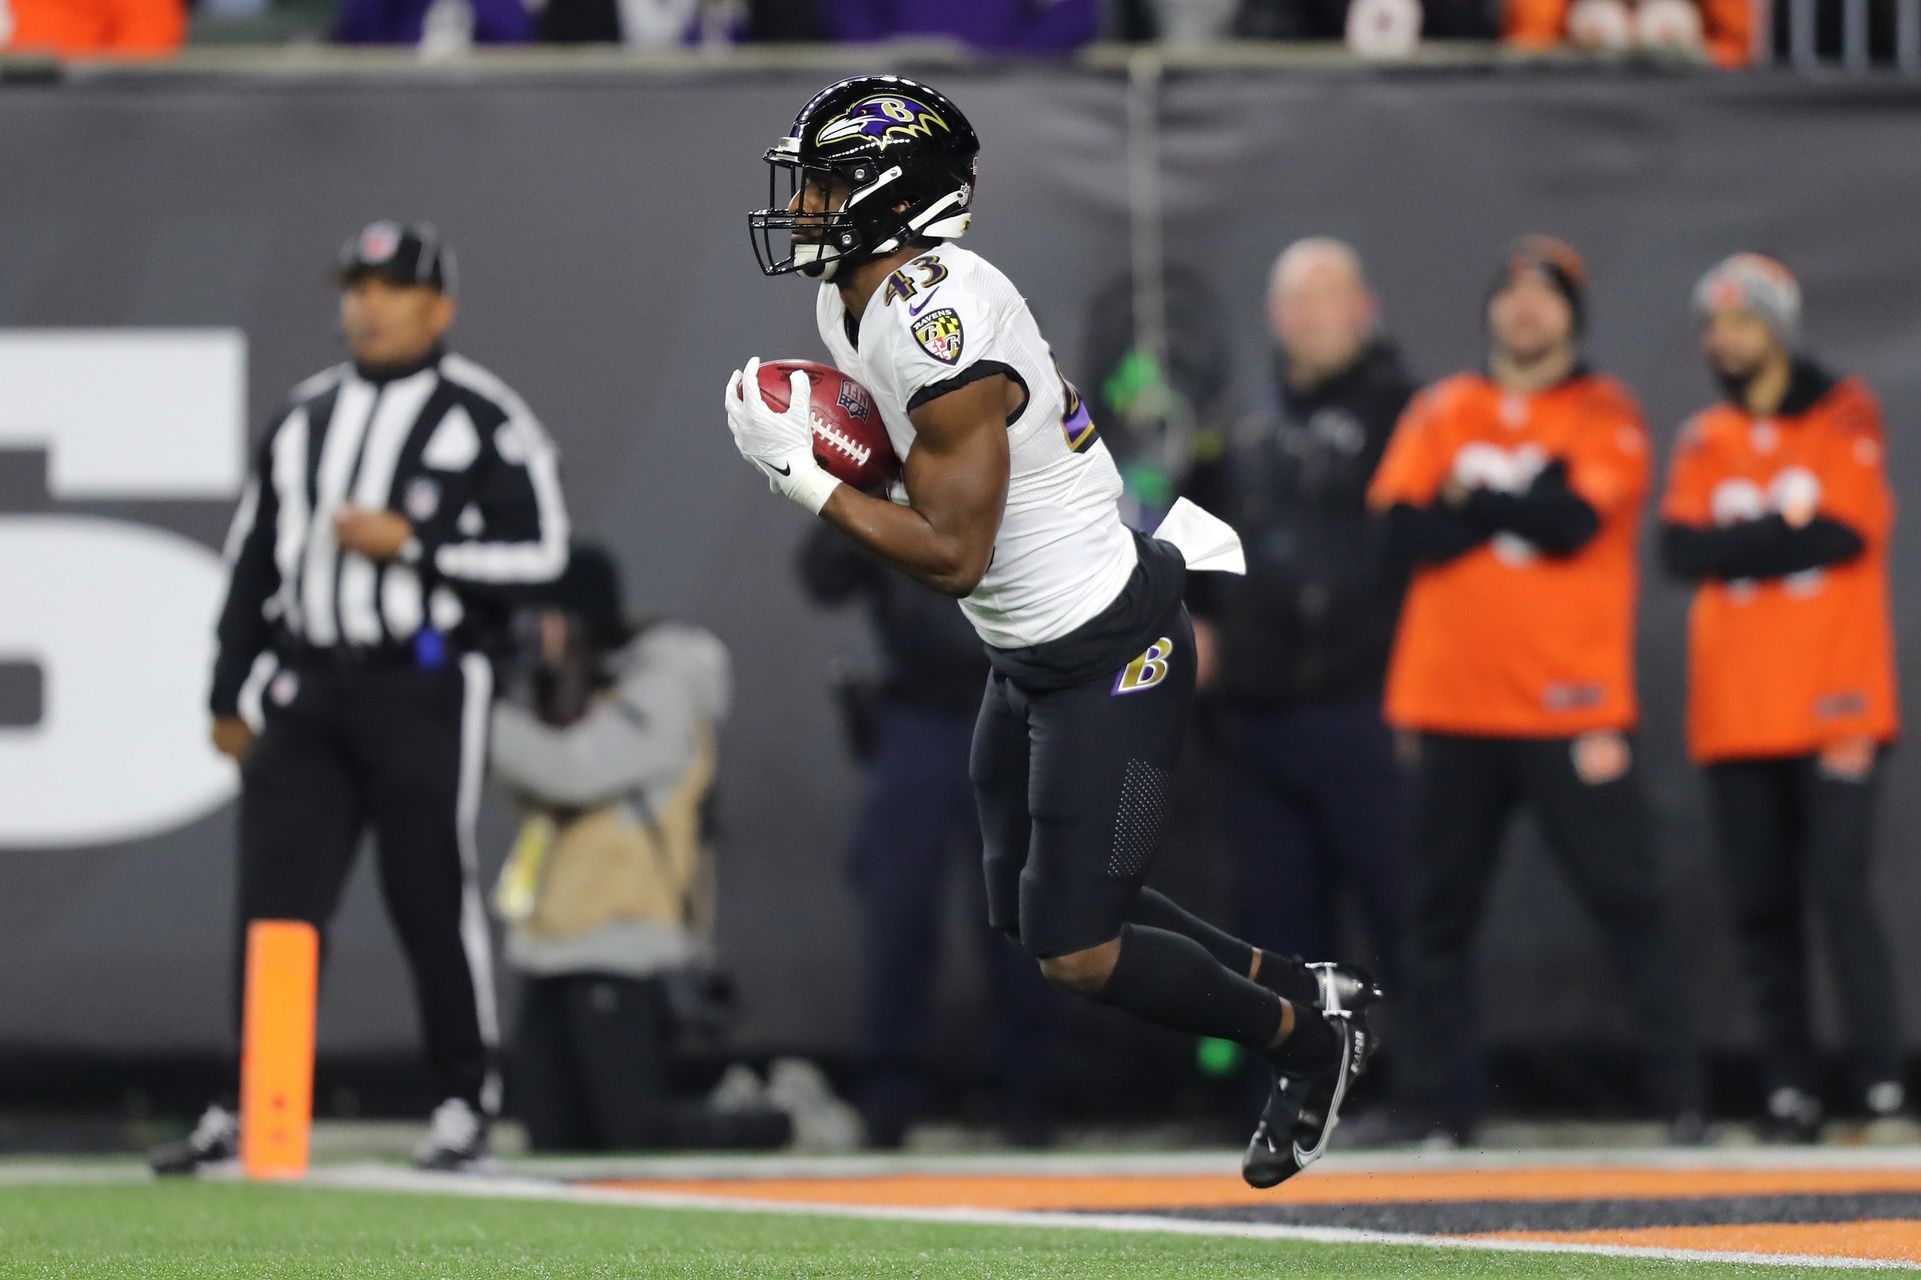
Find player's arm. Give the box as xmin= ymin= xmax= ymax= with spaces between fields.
xmin=817 ymin=377 xmax=1009 ymax=598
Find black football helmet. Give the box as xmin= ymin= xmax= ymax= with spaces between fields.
xmin=750 ymin=75 xmax=979 ymax=280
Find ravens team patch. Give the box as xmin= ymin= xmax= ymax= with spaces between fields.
xmin=912 ymin=307 xmax=964 ymax=365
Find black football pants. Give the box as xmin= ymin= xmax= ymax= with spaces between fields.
xmin=233 ymin=654 xmax=499 ymax=1112
xmin=1706 ymin=752 xmax=1899 ymax=1095
xmin=1399 ymin=732 xmax=1703 ymax=1130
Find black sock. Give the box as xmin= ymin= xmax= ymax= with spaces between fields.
xmin=1269 ymin=1003 xmax=1339 ymax=1078
xmin=1253 ymin=950 xmax=1321 ymax=1009
xmin=1090 ymin=923 xmax=1284 ymax=1050
xmin=1127 ymin=888 xmax=1256 ymax=973
xmin=1126 ymin=889 xmax=1322 ymax=1008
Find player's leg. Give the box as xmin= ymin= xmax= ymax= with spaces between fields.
xmin=1007 ymin=611 xmax=1363 ymax=1187
xmin=154 ymin=673 xmax=363 ymax=1175
xmin=1794 ymin=748 xmax=1903 ymax=1116
xmin=1397 ymin=732 xmax=1514 ymax=1140
xmin=359 ymin=658 xmax=499 ymax=1168
xmin=1706 ymin=758 xmax=1818 ymax=1137
xmin=847 ymin=705 xmax=964 ymax=1147
xmin=1522 ymin=733 xmax=1704 ymax=1130
xmin=1011 ymin=617 xmax=1280 ymax=1032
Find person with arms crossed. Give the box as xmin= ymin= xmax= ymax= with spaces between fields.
xmin=1366 ymin=236 xmax=1703 ymax=1145
xmin=152 ymin=221 xmax=570 ymax=1175
xmin=1660 ymin=254 xmax=1904 ymax=1142
xmin=725 ymin=75 xmax=1378 ymax=1187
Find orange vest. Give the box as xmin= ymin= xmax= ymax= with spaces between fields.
xmin=1504 ymin=0 xmax=1752 ymax=67
xmin=1660 ymin=377 xmax=1899 ymax=762
xmin=3 ymin=0 xmax=184 ymax=56
xmin=1369 ymin=371 xmax=1648 ymax=738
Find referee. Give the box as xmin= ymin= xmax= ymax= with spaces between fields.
xmin=153 ymin=221 xmax=570 ymax=1174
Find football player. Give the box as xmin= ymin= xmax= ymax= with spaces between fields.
xmin=724 ymin=75 xmax=1378 ymax=1186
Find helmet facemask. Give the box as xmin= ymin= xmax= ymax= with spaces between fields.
xmin=751 ymin=140 xmax=866 ymax=280
xmin=750 ymin=137 xmax=972 ymax=281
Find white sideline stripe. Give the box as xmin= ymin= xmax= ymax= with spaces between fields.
xmin=0 ymin=1163 xmax=151 ymax=1185
xmin=297 ymin=1164 xmax=1921 ymax=1272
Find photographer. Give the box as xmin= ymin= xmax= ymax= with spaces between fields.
xmin=490 ymin=544 xmax=788 ymax=1152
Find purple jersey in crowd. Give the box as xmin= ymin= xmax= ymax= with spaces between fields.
xmin=335 ymin=0 xmax=533 ymax=44
xmin=825 ymin=0 xmax=1099 ymax=51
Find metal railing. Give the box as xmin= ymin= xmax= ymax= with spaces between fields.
xmin=1774 ymin=0 xmax=1921 ymax=70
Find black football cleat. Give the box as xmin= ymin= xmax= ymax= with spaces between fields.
xmin=413 ymin=1098 xmax=496 ymax=1173
xmin=150 ymin=1104 xmax=239 ymax=1176
xmin=1308 ymin=960 xmax=1384 ymax=1015
xmin=1310 ymin=960 xmax=1384 ymax=1082
xmin=1242 ymin=1007 xmax=1368 ymax=1190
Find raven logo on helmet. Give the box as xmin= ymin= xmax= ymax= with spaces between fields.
xmin=815 ymin=95 xmax=952 ymax=147
xmin=749 ymin=75 xmax=980 ymax=281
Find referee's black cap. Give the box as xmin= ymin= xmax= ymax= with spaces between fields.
xmin=336 ymin=220 xmax=456 ymax=296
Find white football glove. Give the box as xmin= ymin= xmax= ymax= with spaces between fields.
xmin=724 ymin=357 xmax=841 ymax=515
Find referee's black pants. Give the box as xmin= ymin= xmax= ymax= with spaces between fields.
xmin=1399 ymin=732 xmax=1703 ymax=1132
xmin=1706 ymin=752 xmax=1900 ymax=1096
xmin=233 ymin=653 xmax=499 ymax=1112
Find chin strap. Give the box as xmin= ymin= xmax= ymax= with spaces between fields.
xmin=868 ymin=188 xmax=973 ymax=258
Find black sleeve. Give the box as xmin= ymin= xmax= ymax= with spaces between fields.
xmin=422 ymin=410 xmax=570 ymax=588
xmin=1380 ymin=501 xmax=1489 ymax=571
xmin=209 ymin=426 xmax=283 ymax=716
xmin=1661 ymin=515 xmax=1866 ymax=582
xmin=797 ymin=521 xmax=882 ymax=605
xmin=1461 ymin=460 xmax=1600 ymax=557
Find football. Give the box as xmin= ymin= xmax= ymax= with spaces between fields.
xmin=749 ymin=359 xmax=899 ymax=494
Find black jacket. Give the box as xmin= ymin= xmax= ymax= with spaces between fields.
xmin=211 ymin=349 xmax=570 ymax=714
xmin=1182 ymin=340 xmax=1416 ymax=709
xmin=798 ymin=524 xmax=988 ymax=714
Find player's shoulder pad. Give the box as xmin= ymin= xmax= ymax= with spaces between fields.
xmin=876 ymin=246 xmax=989 ymax=370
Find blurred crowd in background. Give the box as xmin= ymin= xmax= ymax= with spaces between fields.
xmin=10 ymin=0 xmax=1916 ymax=69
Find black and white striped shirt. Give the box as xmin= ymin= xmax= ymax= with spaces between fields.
xmin=211 ymin=349 xmax=569 ymax=714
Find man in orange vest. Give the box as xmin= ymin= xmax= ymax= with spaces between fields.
xmin=1367 ymin=236 xmax=1702 ymax=1144
xmin=2 ymin=0 xmax=184 ymax=56
xmin=1660 ymin=254 xmax=1904 ymax=1142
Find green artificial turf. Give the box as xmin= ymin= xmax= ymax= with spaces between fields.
xmin=0 ymin=1180 xmax=1872 ymax=1279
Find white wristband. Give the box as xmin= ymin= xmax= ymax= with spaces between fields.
xmin=787 ymin=467 xmax=842 ymax=516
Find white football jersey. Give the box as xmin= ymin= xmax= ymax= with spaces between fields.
xmin=817 ymin=246 xmax=1138 ymax=649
